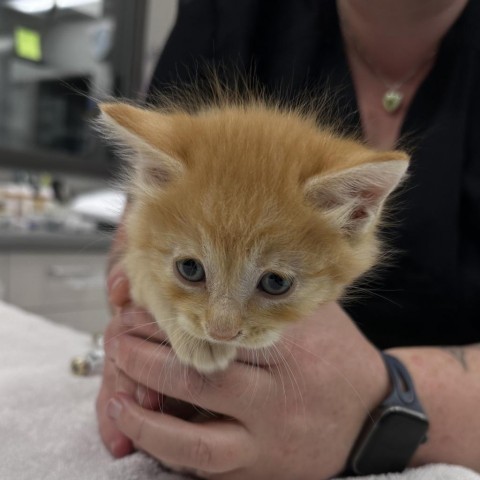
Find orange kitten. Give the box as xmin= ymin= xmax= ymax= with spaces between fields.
xmin=98 ymin=97 xmax=408 ymax=373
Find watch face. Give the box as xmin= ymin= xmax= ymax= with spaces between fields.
xmin=351 ymin=407 xmax=429 ymax=475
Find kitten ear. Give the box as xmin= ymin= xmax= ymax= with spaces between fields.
xmin=304 ymin=156 xmax=409 ymax=236
xmin=98 ymin=103 xmax=184 ymax=189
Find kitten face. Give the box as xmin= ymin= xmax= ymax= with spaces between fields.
xmin=125 ymin=198 xmax=344 ymax=370
xmin=123 ymin=190 xmax=347 ymax=372
xmin=100 ymin=101 xmax=409 ymax=373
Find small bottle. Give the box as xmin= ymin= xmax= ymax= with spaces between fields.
xmin=35 ymin=174 xmax=54 ymax=213
xmin=4 ymin=183 xmax=21 ymax=218
xmin=71 ymin=333 xmax=105 ymax=376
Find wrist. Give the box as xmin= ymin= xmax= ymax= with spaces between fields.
xmin=386 ymin=346 xmax=480 ymax=471
xmin=346 ymin=349 xmax=429 ymax=475
xmin=305 ymin=303 xmax=392 ymax=478
xmin=341 ymin=345 xmax=391 ymax=472
xmin=385 ymin=347 xmax=439 ymax=467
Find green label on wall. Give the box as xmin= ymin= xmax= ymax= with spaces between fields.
xmin=15 ymin=27 xmax=42 ymax=62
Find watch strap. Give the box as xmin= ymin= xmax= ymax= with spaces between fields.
xmin=381 ymin=352 xmax=426 ymax=415
xmin=344 ymin=352 xmax=429 ymax=476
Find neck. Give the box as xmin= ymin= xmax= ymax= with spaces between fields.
xmin=337 ymin=0 xmax=469 ymax=79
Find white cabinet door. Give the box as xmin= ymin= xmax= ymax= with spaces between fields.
xmin=36 ymin=306 xmax=109 ymax=333
xmin=9 ymin=253 xmax=108 ymax=310
xmin=7 ymin=252 xmax=110 ymax=332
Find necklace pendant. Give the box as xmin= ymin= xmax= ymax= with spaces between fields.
xmin=382 ymin=90 xmax=403 ymax=113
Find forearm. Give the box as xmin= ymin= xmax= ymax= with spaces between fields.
xmin=387 ymin=344 xmax=480 ymax=471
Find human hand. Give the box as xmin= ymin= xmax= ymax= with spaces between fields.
xmin=104 ymin=301 xmax=389 ymax=479
xmin=97 ymin=262 xmax=177 ymax=457
xmin=97 ymin=262 xmax=136 ymax=457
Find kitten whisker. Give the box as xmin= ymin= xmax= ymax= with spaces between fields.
xmin=104 ymin=319 xmax=161 ymax=346
xmin=111 ymin=319 xmax=162 ymax=396
xmin=236 ymin=348 xmax=261 ymax=413
xmin=130 ymin=324 xmax=168 ymax=408
xmin=159 ymin=340 xmax=177 ymax=414
xmin=100 ymin=87 xmax=408 ymax=419
xmin=156 ymin=323 xmax=188 ymax=414
xmin=272 ymin=342 xmax=306 ymax=421
xmin=260 ymin=347 xmax=275 ymax=407
xmin=268 ymin=344 xmax=288 ymax=418
xmin=280 ymin=334 xmax=374 ymax=425
xmin=144 ymin=341 xmax=165 ymax=411
xmin=344 ymin=285 xmax=400 ymax=307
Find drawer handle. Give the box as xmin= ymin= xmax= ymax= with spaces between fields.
xmin=47 ymin=265 xmax=95 ymax=279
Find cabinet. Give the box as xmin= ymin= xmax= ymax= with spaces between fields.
xmin=0 ymin=255 xmax=8 ymax=300
xmin=0 ymin=251 xmax=110 ymax=333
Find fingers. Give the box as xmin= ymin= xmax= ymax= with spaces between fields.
xmin=97 ymin=318 xmax=134 ymax=458
xmin=98 ymin=315 xmax=162 ymax=458
xmin=105 ymin=333 xmax=273 ymax=418
xmin=96 ymin=360 xmax=134 ymax=458
xmin=101 ymin=246 xmax=166 ymax=456
xmin=97 ymin=340 xmax=165 ymax=458
xmin=107 ymin=262 xmax=131 ymax=310
xmin=107 ymin=393 xmax=257 ymax=475
xmin=104 ymin=321 xmax=164 ymax=408
xmin=106 ymin=263 xmax=168 ymax=343
xmin=115 ymin=304 xmax=167 ymax=343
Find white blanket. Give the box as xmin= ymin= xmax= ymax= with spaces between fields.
xmin=0 ymin=300 xmax=478 ymax=480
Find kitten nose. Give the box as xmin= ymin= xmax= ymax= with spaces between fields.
xmin=207 ymin=327 xmax=241 ymax=342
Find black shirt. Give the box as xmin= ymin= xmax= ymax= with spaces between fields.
xmin=148 ymin=0 xmax=480 ymax=349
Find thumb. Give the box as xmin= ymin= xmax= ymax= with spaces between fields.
xmin=107 ymin=263 xmax=131 ymax=309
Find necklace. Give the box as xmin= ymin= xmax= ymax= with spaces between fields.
xmin=340 ymin=21 xmax=437 ymax=114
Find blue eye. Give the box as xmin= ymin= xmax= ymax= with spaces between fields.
xmin=258 ymin=273 xmax=293 ymax=296
xmin=176 ymin=259 xmax=205 ymax=282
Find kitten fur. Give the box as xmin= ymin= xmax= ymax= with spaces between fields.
xmin=98 ymin=94 xmax=409 ymax=373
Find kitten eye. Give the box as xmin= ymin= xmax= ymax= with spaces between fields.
xmin=176 ymin=259 xmax=205 ymax=282
xmin=258 ymin=272 xmax=293 ymax=296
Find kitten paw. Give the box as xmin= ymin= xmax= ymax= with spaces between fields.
xmin=171 ymin=334 xmax=237 ymax=373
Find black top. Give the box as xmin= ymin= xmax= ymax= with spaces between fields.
xmin=147 ymin=0 xmax=480 ymax=349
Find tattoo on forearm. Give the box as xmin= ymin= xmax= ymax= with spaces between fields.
xmin=442 ymin=347 xmax=468 ymax=371
xmin=440 ymin=344 xmax=480 ymax=371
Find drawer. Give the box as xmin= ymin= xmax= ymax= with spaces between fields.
xmin=36 ymin=305 xmax=110 ymax=333
xmin=9 ymin=253 xmax=108 ymax=309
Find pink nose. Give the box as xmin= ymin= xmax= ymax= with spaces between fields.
xmin=207 ymin=329 xmax=241 ymax=341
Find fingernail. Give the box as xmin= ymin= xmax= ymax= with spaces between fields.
xmin=109 ymin=438 xmax=130 ymax=458
xmin=107 ymin=398 xmax=123 ymax=420
xmin=109 ymin=439 xmax=123 ymax=456
xmin=135 ymin=385 xmax=146 ymax=405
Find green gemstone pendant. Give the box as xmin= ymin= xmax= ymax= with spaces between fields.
xmin=382 ymin=90 xmax=403 ymax=113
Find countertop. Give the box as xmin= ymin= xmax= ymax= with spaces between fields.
xmin=0 ymin=230 xmax=113 ymax=251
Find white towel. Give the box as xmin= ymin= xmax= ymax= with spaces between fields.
xmin=0 ymin=300 xmax=478 ymax=480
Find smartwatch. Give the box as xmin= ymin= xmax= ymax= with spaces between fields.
xmin=346 ymin=352 xmax=429 ymax=476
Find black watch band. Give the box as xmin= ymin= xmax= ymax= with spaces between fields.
xmin=345 ymin=352 xmax=429 ymax=476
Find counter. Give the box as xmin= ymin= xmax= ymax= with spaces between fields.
xmin=0 ymin=230 xmax=113 ymax=251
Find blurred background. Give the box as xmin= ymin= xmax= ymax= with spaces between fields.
xmin=0 ymin=0 xmax=177 ymax=333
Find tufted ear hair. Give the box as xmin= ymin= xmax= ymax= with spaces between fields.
xmin=304 ymin=155 xmax=409 ymax=236
xmin=97 ymin=103 xmax=184 ymax=192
